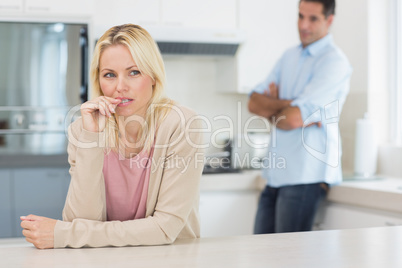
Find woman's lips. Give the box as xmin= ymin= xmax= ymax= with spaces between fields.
xmin=117 ymin=99 xmax=134 ymax=107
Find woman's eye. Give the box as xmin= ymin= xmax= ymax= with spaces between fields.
xmin=130 ymin=70 xmax=140 ymax=76
xmin=104 ymin=73 xmax=115 ymax=78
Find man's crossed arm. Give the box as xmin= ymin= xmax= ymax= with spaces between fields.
xmin=248 ymin=83 xmax=320 ymax=130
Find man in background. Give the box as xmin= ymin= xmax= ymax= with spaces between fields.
xmin=248 ymin=0 xmax=352 ymax=233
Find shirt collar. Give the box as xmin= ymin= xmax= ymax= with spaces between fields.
xmin=300 ymin=34 xmax=333 ymax=56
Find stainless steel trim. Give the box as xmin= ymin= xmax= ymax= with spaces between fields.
xmin=0 ymin=130 xmax=65 ymax=134
xmin=0 ymin=106 xmax=74 ymax=111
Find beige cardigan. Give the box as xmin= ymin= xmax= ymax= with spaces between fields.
xmin=54 ymin=105 xmax=204 ymax=248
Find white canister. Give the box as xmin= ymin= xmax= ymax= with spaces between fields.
xmin=354 ymin=113 xmax=377 ymax=177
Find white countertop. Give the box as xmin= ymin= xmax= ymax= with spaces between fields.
xmin=329 ymin=176 xmax=402 ymax=214
xmin=201 ymin=170 xmax=402 ymax=216
xmin=1 ymin=226 xmax=401 ymax=267
xmin=201 ymin=170 xmax=402 ymax=214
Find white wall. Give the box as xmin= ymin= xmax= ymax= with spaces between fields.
xmin=331 ymin=0 xmax=369 ymax=173
xmin=163 ymin=56 xmax=266 ymax=154
xmin=332 ymin=0 xmax=395 ymax=175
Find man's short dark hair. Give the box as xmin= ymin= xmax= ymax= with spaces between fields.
xmin=300 ymin=0 xmax=336 ymax=17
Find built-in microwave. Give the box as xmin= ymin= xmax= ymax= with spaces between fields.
xmin=0 ymin=21 xmax=88 ymax=156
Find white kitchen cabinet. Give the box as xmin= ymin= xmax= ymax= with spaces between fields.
xmin=0 ymin=0 xmax=24 ymax=15
xmin=0 ymin=0 xmax=93 ymax=17
xmin=161 ymin=0 xmax=236 ymax=29
xmin=218 ymin=0 xmax=299 ymax=93
xmin=0 ymin=170 xmax=13 ymax=238
xmin=93 ymin=0 xmax=236 ymax=38
xmin=13 ymin=168 xmax=70 ymax=237
xmin=314 ymin=201 xmax=402 ymax=231
xmin=93 ymin=0 xmax=160 ymax=37
xmin=25 ymin=0 xmax=93 ymax=16
xmin=199 ymin=190 xmax=260 ymax=237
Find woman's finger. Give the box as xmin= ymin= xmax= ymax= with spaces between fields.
xmin=25 ymin=236 xmax=34 ymax=244
xmin=22 ymin=229 xmax=32 ymax=237
xmin=99 ymin=100 xmax=111 ymax=117
xmin=103 ymin=96 xmax=121 ymax=104
xmin=98 ymin=102 xmax=110 ymax=117
xmin=82 ymin=97 xmax=119 ymax=115
xmin=25 ymin=214 xmax=42 ymax=221
xmin=81 ymin=101 xmax=100 ymax=114
xmin=21 ymin=220 xmax=33 ymax=230
xmin=108 ymin=103 xmax=116 ymax=114
xmin=20 ymin=216 xmax=35 ymax=221
xmin=82 ymin=98 xmax=109 ymax=111
xmin=100 ymin=97 xmax=121 ymax=115
xmin=21 ymin=221 xmax=28 ymax=229
xmin=99 ymin=98 xmax=118 ymax=116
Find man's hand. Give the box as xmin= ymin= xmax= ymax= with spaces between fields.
xmin=264 ymin=82 xmax=321 ymax=129
xmin=305 ymin=121 xmax=322 ymax=128
xmin=266 ymin=82 xmax=280 ymax=124
xmin=20 ymin=215 xmax=57 ymax=249
xmin=263 ymin=82 xmax=279 ymax=98
xmin=269 ymin=82 xmax=279 ymax=99
xmin=248 ymin=83 xmax=291 ymax=119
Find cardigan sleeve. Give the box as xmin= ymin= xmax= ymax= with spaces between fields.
xmin=54 ymin=109 xmax=204 ymax=248
xmin=61 ymin=118 xmax=107 ymax=222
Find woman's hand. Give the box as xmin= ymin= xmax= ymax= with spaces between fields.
xmin=20 ymin=215 xmax=57 ymax=249
xmin=80 ymin=96 xmax=121 ymax=132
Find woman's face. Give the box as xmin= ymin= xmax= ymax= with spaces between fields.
xmin=99 ymin=44 xmax=154 ymax=118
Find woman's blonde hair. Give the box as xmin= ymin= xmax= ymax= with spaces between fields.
xmin=90 ymin=24 xmax=174 ymax=153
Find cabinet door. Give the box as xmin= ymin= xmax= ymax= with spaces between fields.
xmin=315 ymin=201 xmax=402 ymax=230
xmin=13 ymin=168 xmax=70 ymax=237
xmin=93 ymin=0 xmax=160 ymax=38
xmin=199 ymin=190 xmax=259 ymax=237
xmin=0 ymin=170 xmax=13 ymax=238
xmin=236 ymin=0 xmax=299 ymax=93
xmin=161 ymin=0 xmax=236 ymax=29
xmin=0 ymin=0 xmax=23 ymax=15
xmin=25 ymin=0 xmax=93 ymax=15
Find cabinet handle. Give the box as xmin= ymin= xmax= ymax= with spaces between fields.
xmin=385 ymin=221 xmax=402 ymax=226
xmin=0 ymin=5 xmax=21 ymax=10
xmin=27 ymin=6 xmax=50 ymax=12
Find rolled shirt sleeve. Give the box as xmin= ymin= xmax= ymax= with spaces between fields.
xmin=291 ymin=52 xmax=353 ymax=125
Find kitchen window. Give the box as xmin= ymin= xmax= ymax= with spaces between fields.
xmin=391 ymin=0 xmax=402 ymax=144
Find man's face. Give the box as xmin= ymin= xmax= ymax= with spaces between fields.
xmin=298 ymin=1 xmax=334 ymax=47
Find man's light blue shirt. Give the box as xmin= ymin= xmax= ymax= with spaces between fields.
xmin=251 ymin=34 xmax=352 ymax=187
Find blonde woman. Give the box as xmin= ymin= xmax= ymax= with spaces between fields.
xmin=20 ymin=24 xmax=205 ymax=249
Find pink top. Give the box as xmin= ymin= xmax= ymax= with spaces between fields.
xmin=103 ymin=148 xmax=153 ymax=221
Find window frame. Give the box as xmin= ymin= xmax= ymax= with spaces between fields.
xmin=390 ymin=0 xmax=402 ymax=145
